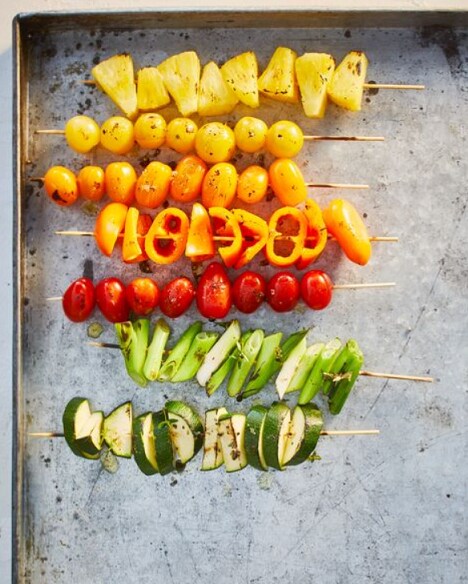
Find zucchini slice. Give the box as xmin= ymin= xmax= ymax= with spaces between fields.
xmin=166 ymin=400 xmax=204 ymax=463
xmin=102 ymin=402 xmax=133 ymax=458
xmin=63 ymin=397 xmax=103 ymax=459
xmin=152 ymin=410 xmax=175 ymax=475
xmin=263 ymin=402 xmax=291 ymax=470
xmin=201 ymin=407 xmax=227 ymax=471
xmin=287 ymin=404 xmax=323 ymax=466
xmin=245 ymin=405 xmax=268 ymax=470
xmin=133 ymin=412 xmax=158 ymax=475
xmin=219 ymin=413 xmax=247 ymax=473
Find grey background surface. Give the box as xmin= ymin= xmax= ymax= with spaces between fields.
xmin=3 ymin=3 xmax=468 ymax=583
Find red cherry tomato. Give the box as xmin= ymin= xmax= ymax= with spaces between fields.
xmin=62 ymin=277 xmax=95 ymax=323
xmin=266 ymin=271 xmax=300 ymax=313
xmin=95 ymin=277 xmax=130 ymax=323
xmin=196 ymin=262 xmax=232 ymax=319
xmin=160 ymin=277 xmax=195 ymax=318
xmin=232 ymin=271 xmax=266 ymax=314
xmin=126 ymin=277 xmax=160 ymax=316
xmin=300 ymin=270 xmax=334 ymax=310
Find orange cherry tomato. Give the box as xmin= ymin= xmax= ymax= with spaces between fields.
xmin=94 ymin=202 xmax=128 ymax=257
xmin=322 ymin=199 xmax=371 ymax=266
xmin=43 ymin=166 xmax=79 ymax=207
xmin=201 ymin=162 xmax=238 ymax=209
xmin=170 ymin=155 xmax=207 ymax=203
xmin=76 ymin=166 xmax=105 ymax=202
xmin=135 ymin=161 xmax=172 ymax=209
xmin=268 ymin=158 xmax=308 ymax=206
xmin=105 ymin=162 xmax=137 ymax=205
xmin=145 ymin=208 xmax=189 ymax=265
xmin=236 ymin=165 xmax=269 ymax=204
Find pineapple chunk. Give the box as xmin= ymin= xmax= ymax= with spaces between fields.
xmin=295 ymin=53 xmax=335 ymax=119
xmin=198 ymin=61 xmax=239 ymax=117
xmin=327 ymin=51 xmax=368 ymax=112
xmin=137 ymin=67 xmax=171 ymax=111
xmin=157 ymin=51 xmax=200 ymax=117
xmin=220 ymin=51 xmax=259 ymax=108
xmin=92 ymin=54 xmax=138 ymax=119
xmin=258 ymin=47 xmax=299 ymax=104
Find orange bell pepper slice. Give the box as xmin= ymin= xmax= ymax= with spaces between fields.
xmin=266 ymin=206 xmax=307 ymax=267
xmin=208 ymin=207 xmax=243 ymax=268
xmin=296 ymin=199 xmax=328 ymax=270
xmin=94 ymin=202 xmax=128 ymax=257
xmin=144 ymin=207 xmax=189 ymax=265
xmin=186 ymin=203 xmax=215 ymax=261
xmin=231 ymin=209 xmax=269 ymax=269
xmin=122 ymin=209 xmax=153 ymax=263
xmin=323 ymin=198 xmax=371 ymax=266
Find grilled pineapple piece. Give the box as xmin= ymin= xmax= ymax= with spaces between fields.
xmin=198 ymin=61 xmax=239 ymax=117
xmin=92 ymin=54 xmax=138 ymax=119
xmin=137 ymin=67 xmax=171 ymax=111
xmin=158 ymin=51 xmax=200 ymax=117
xmin=258 ymin=47 xmax=299 ymax=104
xmin=295 ymin=53 xmax=335 ymax=119
xmin=220 ymin=51 xmax=259 ymax=108
xmin=328 ymin=51 xmax=368 ymax=112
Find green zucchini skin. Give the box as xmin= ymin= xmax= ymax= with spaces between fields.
xmin=133 ymin=413 xmax=158 ymax=476
xmin=262 ymin=402 xmax=291 ymax=470
xmin=152 ymin=410 xmax=175 ymax=475
xmin=287 ymin=404 xmax=323 ymax=466
xmin=245 ymin=405 xmax=268 ymax=471
xmin=62 ymin=397 xmax=103 ymax=460
xmin=102 ymin=402 xmax=133 ymax=458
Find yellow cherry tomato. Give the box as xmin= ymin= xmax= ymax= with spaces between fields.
xmin=64 ymin=115 xmax=100 ymax=154
xmin=234 ymin=117 xmax=268 ymax=153
xmin=268 ymin=158 xmax=308 ymax=206
xmin=322 ymin=199 xmax=372 ymax=266
xmin=104 ymin=162 xmax=137 ymax=205
xmin=76 ymin=166 xmax=105 ymax=202
xmin=266 ymin=120 xmax=304 ymax=158
xmin=43 ymin=166 xmax=79 ymax=207
xmin=135 ymin=161 xmax=173 ymax=209
xmin=100 ymin=116 xmax=135 ymax=155
xmin=195 ymin=122 xmax=236 ymax=164
xmin=134 ymin=113 xmax=167 ymax=149
xmin=236 ymin=165 xmax=269 ymax=204
xmin=166 ymin=117 xmax=198 ymax=154
xmin=201 ymin=162 xmax=238 ymax=208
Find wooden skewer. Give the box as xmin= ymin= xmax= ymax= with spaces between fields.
xmin=359 ymin=370 xmax=433 ymax=382
xmin=53 ymin=230 xmax=399 ymax=243
xmin=81 ymin=78 xmax=425 ymax=91
xmin=47 ymin=281 xmax=396 ymax=303
xmin=35 ymin=128 xmax=384 ymax=143
xmin=305 ymin=182 xmax=369 ymax=190
xmin=363 ymin=83 xmax=425 ymax=90
xmin=28 ymin=429 xmax=379 ymax=438
xmin=84 ymin=342 xmax=433 ymax=383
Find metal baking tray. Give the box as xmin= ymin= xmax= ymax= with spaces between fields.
xmin=13 ymin=10 xmax=468 ymax=584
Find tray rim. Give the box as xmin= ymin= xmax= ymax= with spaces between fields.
xmin=11 ymin=8 xmax=468 ymax=583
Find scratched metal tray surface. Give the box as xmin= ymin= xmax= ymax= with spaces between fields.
xmin=13 ymin=10 xmax=468 ymax=584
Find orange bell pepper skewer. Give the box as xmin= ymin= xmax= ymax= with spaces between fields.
xmin=186 ymin=203 xmax=215 ymax=261
xmin=122 ymin=210 xmax=152 ymax=264
xmin=296 ymin=199 xmax=328 ymax=270
xmin=144 ymin=207 xmax=189 ymax=265
xmin=266 ymin=206 xmax=307 ymax=267
xmin=323 ymin=199 xmax=372 ymax=266
xmin=94 ymin=202 xmax=128 ymax=257
xmin=231 ymin=209 xmax=269 ymax=269
xmin=208 ymin=207 xmax=243 ymax=268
